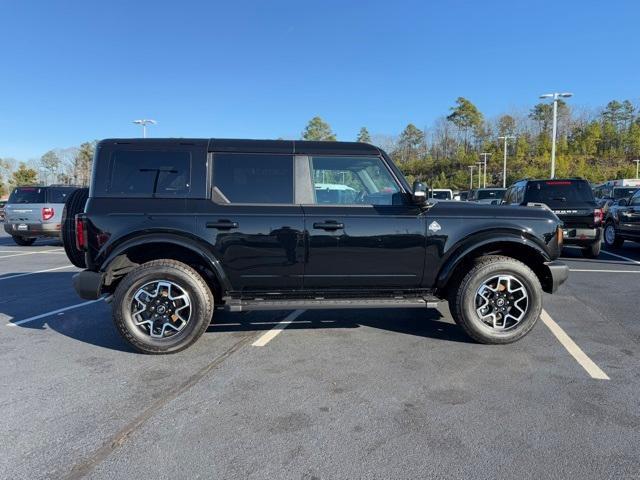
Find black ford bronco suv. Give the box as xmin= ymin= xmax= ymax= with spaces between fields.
xmin=63 ymin=139 xmax=568 ymax=354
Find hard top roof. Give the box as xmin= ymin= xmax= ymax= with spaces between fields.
xmin=98 ymin=138 xmax=381 ymax=156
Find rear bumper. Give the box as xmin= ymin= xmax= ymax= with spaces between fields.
xmin=562 ymin=227 xmax=601 ymax=245
xmin=544 ymin=261 xmax=569 ymax=293
xmin=3 ymin=222 xmax=61 ymax=238
xmin=73 ymin=270 xmax=104 ymax=300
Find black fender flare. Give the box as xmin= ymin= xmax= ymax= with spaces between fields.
xmin=435 ymin=231 xmax=552 ymax=289
xmin=100 ymin=232 xmax=232 ymax=292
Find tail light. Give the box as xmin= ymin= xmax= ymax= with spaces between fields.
xmin=42 ymin=207 xmax=55 ymax=221
xmin=594 ymin=208 xmax=603 ymax=225
xmin=75 ymin=214 xmax=86 ymax=251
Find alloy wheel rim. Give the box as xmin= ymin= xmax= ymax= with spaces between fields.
xmin=131 ymin=280 xmax=192 ymax=338
xmin=475 ymin=275 xmax=529 ymax=331
xmin=605 ymin=225 xmax=615 ymax=244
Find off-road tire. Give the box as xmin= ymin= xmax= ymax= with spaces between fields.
xmin=582 ymin=240 xmax=601 ymax=259
xmin=12 ymin=236 xmax=36 ymax=246
xmin=113 ymin=259 xmax=214 ymax=354
xmin=448 ymin=255 xmax=542 ymax=344
xmin=603 ymin=221 xmax=624 ymax=248
xmin=61 ymin=188 xmax=89 ymax=268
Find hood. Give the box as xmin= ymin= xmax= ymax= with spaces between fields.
xmin=429 ymin=200 xmax=560 ymax=222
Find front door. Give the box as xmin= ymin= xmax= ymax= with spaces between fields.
xmin=620 ymin=190 xmax=640 ymax=238
xmin=301 ymin=155 xmax=426 ymax=289
xmin=198 ymin=152 xmax=305 ymax=291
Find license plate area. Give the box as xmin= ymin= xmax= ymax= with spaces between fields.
xmin=16 ymin=223 xmax=28 ymax=231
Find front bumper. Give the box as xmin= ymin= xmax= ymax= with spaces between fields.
xmin=3 ymin=222 xmax=61 ymax=238
xmin=73 ymin=270 xmax=104 ymax=300
xmin=544 ymin=260 xmax=569 ymax=293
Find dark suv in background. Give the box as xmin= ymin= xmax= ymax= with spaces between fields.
xmin=3 ymin=185 xmax=79 ymax=245
xmin=602 ymin=188 xmax=640 ymax=248
xmin=502 ymin=178 xmax=602 ymax=258
xmin=63 ymin=138 xmax=568 ymax=354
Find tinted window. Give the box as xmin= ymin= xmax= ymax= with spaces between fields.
xmin=613 ymin=187 xmax=638 ymax=199
xmin=47 ymin=187 xmax=76 ymax=203
xmin=630 ymin=190 xmax=640 ymax=206
xmin=8 ymin=187 xmax=45 ymax=204
xmin=477 ymin=189 xmax=506 ymax=200
xmin=213 ymin=154 xmax=294 ymax=204
xmin=106 ymin=151 xmax=191 ymax=197
xmin=525 ymin=180 xmax=595 ymax=206
xmin=432 ymin=191 xmax=451 ymax=200
xmin=309 ymin=156 xmax=400 ymax=205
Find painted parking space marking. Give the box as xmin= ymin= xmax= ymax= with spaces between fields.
xmin=599 ymin=249 xmax=640 ymax=265
xmin=540 ymin=309 xmax=609 ymax=380
xmin=6 ymin=299 xmax=104 ymax=327
xmin=0 ymin=249 xmax=63 ymax=259
xmin=0 ymin=265 xmax=76 ymax=281
xmin=251 ymin=309 xmax=306 ymax=346
xmin=569 ymin=268 xmax=640 ymax=273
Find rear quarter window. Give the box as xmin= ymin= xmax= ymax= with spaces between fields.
xmin=47 ymin=188 xmax=76 ymax=203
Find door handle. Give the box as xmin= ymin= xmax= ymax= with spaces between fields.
xmin=206 ymin=220 xmax=239 ymax=230
xmin=313 ymin=221 xmax=344 ymax=230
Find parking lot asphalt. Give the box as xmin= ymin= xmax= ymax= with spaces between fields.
xmin=1 ymin=231 xmax=639 ymax=479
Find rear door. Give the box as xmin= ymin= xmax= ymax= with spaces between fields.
xmin=5 ymin=187 xmax=47 ymax=232
xmin=301 ymin=154 xmax=426 ymax=289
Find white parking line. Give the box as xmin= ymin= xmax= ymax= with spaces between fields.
xmin=6 ymin=299 xmax=104 ymax=327
xmin=599 ymin=249 xmax=640 ymax=265
xmin=0 ymin=249 xmax=62 ymax=259
xmin=570 ymin=269 xmax=640 ymax=273
xmin=540 ymin=309 xmax=609 ymax=380
xmin=251 ymin=309 xmax=306 ymax=346
xmin=0 ymin=265 xmax=76 ymax=281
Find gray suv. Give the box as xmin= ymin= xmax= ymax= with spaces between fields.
xmin=3 ymin=186 xmax=78 ymax=246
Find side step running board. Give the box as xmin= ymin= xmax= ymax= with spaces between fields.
xmin=224 ymin=297 xmax=440 ymax=312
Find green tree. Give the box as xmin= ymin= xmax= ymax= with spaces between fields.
xmin=10 ymin=163 xmax=38 ymax=187
xmin=396 ymin=124 xmax=425 ymax=163
xmin=446 ymin=97 xmax=483 ymax=152
xmin=302 ymin=116 xmax=336 ymax=141
xmin=497 ymin=115 xmax=516 ymax=136
xmin=356 ymin=127 xmax=371 ymax=143
xmin=74 ymin=141 xmax=96 ymax=186
xmin=529 ymin=100 xmax=568 ymax=133
xmin=40 ymin=150 xmax=60 ymax=185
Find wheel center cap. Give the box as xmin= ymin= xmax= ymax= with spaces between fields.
xmin=157 ymin=305 xmax=167 ymax=314
xmin=496 ymin=298 xmax=505 ymax=307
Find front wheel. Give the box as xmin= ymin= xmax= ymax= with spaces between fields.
xmin=113 ymin=259 xmax=214 ymax=354
xmin=12 ymin=236 xmax=36 ymax=246
xmin=449 ymin=256 xmax=542 ymax=344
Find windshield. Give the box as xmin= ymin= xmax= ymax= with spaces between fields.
xmin=525 ymin=180 xmax=594 ymax=206
xmin=477 ymin=189 xmax=505 ymax=200
xmin=8 ymin=187 xmax=45 ymax=204
xmin=613 ymin=187 xmax=638 ymax=199
xmin=431 ymin=191 xmax=451 ymax=200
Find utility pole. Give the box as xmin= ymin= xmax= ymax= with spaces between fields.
xmin=539 ymin=92 xmax=572 ymax=178
xmin=468 ymin=165 xmax=476 ymax=190
xmin=480 ymin=153 xmax=490 ymax=188
xmin=497 ymin=136 xmax=516 ymax=188
xmin=133 ymin=119 xmax=157 ymax=138
xmin=634 ymin=159 xmax=640 ymax=179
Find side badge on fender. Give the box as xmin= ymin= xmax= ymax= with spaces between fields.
xmin=428 ymin=221 xmax=442 ymax=233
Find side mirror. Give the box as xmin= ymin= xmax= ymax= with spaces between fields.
xmin=618 ymin=198 xmax=628 ymax=206
xmin=412 ymin=181 xmax=428 ymax=204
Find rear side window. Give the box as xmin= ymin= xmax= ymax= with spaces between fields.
xmin=106 ymin=151 xmax=191 ymax=197
xmin=8 ymin=187 xmax=45 ymax=204
xmin=212 ymin=154 xmax=294 ymax=204
xmin=47 ymin=188 xmax=76 ymax=203
xmin=525 ymin=180 xmax=595 ymax=206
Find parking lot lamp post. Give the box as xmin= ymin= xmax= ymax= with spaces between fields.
xmin=476 ymin=162 xmax=483 ymax=188
xmin=133 ymin=119 xmax=157 ymax=138
xmin=634 ymin=159 xmax=640 ymax=179
xmin=480 ymin=153 xmax=490 ymax=188
xmin=468 ymin=165 xmax=476 ymax=190
xmin=539 ymin=93 xmax=572 ymax=178
xmin=498 ymin=135 xmax=516 ymax=188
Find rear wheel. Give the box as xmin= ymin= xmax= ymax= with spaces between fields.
xmin=61 ymin=188 xmax=89 ymax=268
xmin=603 ymin=222 xmax=624 ymax=248
xmin=12 ymin=236 xmax=36 ymax=246
xmin=448 ymin=256 xmax=542 ymax=344
xmin=582 ymin=240 xmax=601 ymax=258
xmin=113 ymin=259 xmax=214 ymax=354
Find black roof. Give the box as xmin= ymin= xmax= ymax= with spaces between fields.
xmin=99 ymin=138 xmax=381 ymax=156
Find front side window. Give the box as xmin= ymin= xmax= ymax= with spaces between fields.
xmin=309 ymin=156 xmax=401 ymax=205
xmin=630 ymin=190 xmax=640 ymax=206
xmin=107 ymin=150 xmax=191 ymax=197
xmin=212 ymin=153 xmax=294 ymax=204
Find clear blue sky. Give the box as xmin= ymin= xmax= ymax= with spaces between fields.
xmin=1 ymin=0 xmax=638 ymax=161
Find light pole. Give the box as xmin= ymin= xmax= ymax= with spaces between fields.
xmin=133 ymin=119 xmax=157 ymax=138
xmin=497 ymin=135 xmax=516 ymax=188
xmin=480 ymin=153 xmax=491 ymax=188
xmin=634 ymin=159 xmax=640 ymax=179
xmin=539 ymin=92 xmax=572 ymax=178
xmin=468 ymin=165 xmax=476 ymax=190
xmin=476 ymin=162 xmax=483 ymax=188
